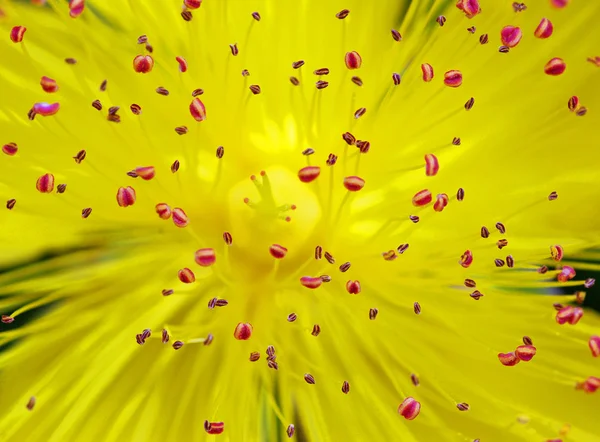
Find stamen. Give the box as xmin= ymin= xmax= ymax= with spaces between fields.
xmin=184 ymin=0 xmax=201 ymax=9
xmin=314 ymin=68 xmax=330 ymax=76
xmin=351 ymin=76 xmax=363 ymax=87
xmin=409 ymin=215 xmax=420 ymax=223
xmin=192 ymin=89 xmax=204 ymax=97
xmin=304 ymin=373 xmax=316 ymax=384
xmin=464 ymin=97 xmax=475 ymax=110
xmin=181 ymin=10 xmax=193 ymax=21
xmin=456 ymin=403 xmax=470 ymax=411
xmin=315 ymin=246 xmax=323 ymax=259
xmin=494 ymin=259 xmax=505 ymax=267
xmin=287 ymin=425 xmax=295 ymax=438
xmin=172 ymin=208 xmax=189 ymax=227
xmin=130 ymin=103 xmax=141 ymax=115
xmin=269 ymin=244 xmax=288 ymax=259
xmin=457 ymin=188 xmax=465 ymax=201
xmin=481 ymin=226 xmax=490 ymax=238
xmin=315 ymin=80 xmax=329 ymax=90
xmin=41 ymin=76 xmax=59 ymax=93
xmin=92 ymin=100 xmax=102 ymax=111
xmin=391 ymin=29 xmax=402 ymax=41
xmin=392 ymin=73 xmax=401 ymax=85
xmin=456 ymin=0 xmax=481 ymax=18
xmin=99 ymin=79 xmax=107 ymax=92
xmin=36 ymin=173 xmax=55 ymax=193
xmin=229 ymin=44 xmax=239 ymax=56
xmin=459 ymin=250 xmax=473 ymax=268
xmin=452 ymin=137 xmax=461 ymax=146
xmin=162 ymin=289 xmax=174 ymax=296
xmin=398 ymin=397 xmax=421 ymax=420
xmin=320 ymin=275 xmax=331 ymax=283
xmin=6 ymin=199 xmax=16 ymax=210
xmin=33 ymin=102 xmax=60 ymax=117
xmin=172 ymin=341 xmax=184 ymax=350
xmin=433 ymin=193 xmax=449 ymax=212
xmin=470 ymin=290 xmax=483 ymax=300
xmin=354 ymin=107 xmax=366 ymax=119
xmin=414 ymin=302 xmax=421 ymax=315
xmin=57 ymin=184 xmax=67 ymax=194
xmin=424 ymin=153 xmax=439 ymax=175
xmin=1 ymin=315 xmax=15 ymax=323
xmin=302 ymin=148 xmax=315 ymax=156
xmin=589 ymin=336 xmax=600 ymax=357
xmin=69 ymin=0 xmax=85 ymax=18
xmin=346 ymin=280 xmax=361 ymax=294
xmin=178 ymin=268 xmax=195 ymax=284
xmin=175 ymin=126 xmax=188 ymax=135
xmin=576 ymin=107 xmax=587 ymax=117
xmin=204 ymin=333 xmax=214 ymax=346
xmin=535 ymin=18 xmax=553 ymax=39
xmin=336 ymin=9 xmax=350 ymax=19
xmin=250 ymin=352 xmax=260 ymax=361
xmin=298 ymin=166 xmax=321 ymax=183
xmin=133 ymin=55 xmax=154 ymax=73
xmin=497 ymin=239 xmax=508 ymax=249
xmin=287 ymin=313 xmax=297 ymax=322
xmin=223 ymin=232 xmax=232 ymax=245
xmin=421 ymin=63 xmax=434 ymax=82
xmin=436 ymin=16 xmax=446 ymax=27
xmin=65 ymin=58 xmax=77 ymax=64
xmin=545 ymin=58 xmax=566 ymax=76
xmin=557 ymin=265 xmax=576 ymax=282
xmin=10 ymin=26 xmax=26 ymax=43
xmin=501 ymin=26 xmax=522 ymax=48
xmin=344 ymin=51 xmax=362 ymax=70
xmin=116 ymin=186 xmax=136 ymax=207
xmin=585 ymin=278 xmax=595 ymax=288
xmin=515 ymin=345 xmax=536 ymax=361
xmin=81 ymin=208 xmax=92 ymax=219
xmin=2 ymin=142 xmax=18 ymax=156
xmin=548 ymin=191 xmax=558 ymax=201
xmin=443 ymin=70 xmax=463 ymax=88
xmin=233 ymin=323 xmax=253 ymax=340
xmin=343 ymin=176 xmax=365 ymax=191
xmin=550 ymin=245 xmax=564 ymax=261
xmin=412 ymin=189 xmax=432 ymax=206
xmin=162 ymin=329 xmax=170 ymax=343
xmin=342 ymin=381 xmax=350 ymax=394
xmin=467 ymin=26 xmax=476 ymax=34
xmin=290 ymin=76 xmax=300 ymax=86
xmin=195 ymin=248 xmax=216 ymax=267
xmin=397 ymin=244 xmax=409 ymax=254
xmin=156 ymin=87 xmax=169 ymax=96
xmin=512 ymin=2 xmax=527 ymax=12
xmin=499 ymin=46 xmax=510 ymax=54
xmin=311 ymin=324 xmax=321 ymax=336
xmin=176 ymin=56 xmax=188 ymax=73
xmin=292 ymin=60 xmax=305 ymax=69
xmin=300 ymin=276 xmax=322 ymax=289
xmin=26 ymin=396 xmax=35 ymax=411
xmin=171 ymin=160 xmax=180 ymax=173
xmin=411 ymin=374 xmax=419 ymax=386
xmin=506 ymin=255 xmax=514 ymax=268
xmin=498 ymin=352 xmax=520 ymax=366
xmin=326 ymin=153 xmax=337 ymax=165
xmin=382 ymin=250 xmax=396 ymax=261
xmin=190 ymin=98 xmax=207 ymax=121
xmin=369 ymin=308 xmax=378 ymax=320
xmin=479 ymin=34 xmax=488 ymax=44
xmin=249 ymin=85 xmax=261 ymax=95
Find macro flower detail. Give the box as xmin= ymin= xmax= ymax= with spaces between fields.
xmin=1 ymin=1 xmax=600 ymax=441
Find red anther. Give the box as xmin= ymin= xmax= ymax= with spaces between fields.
xmin=155 ymin=203 xmax=171 ymax=220
xmin=26 ymin=396 xmax=35 ymax=411
xmin=498 ymin=352 xmax=520 ymax=366
xmin=287 ymin=313 xmax=297 ymax=322
xmin=534 ymin=18 xmax=553 ymax=39
xmin=10 ymin=26 xmax=26 ymax=43
xmin=550 ymin=245 xmax=564 ymax=261
xmin=414 ymin=302 xmax=421 ymax=314
xmin=336 ymin=9 xmax=350 ymax=19
xmin=195 ymin=248 xmax=216 ymax=267
xmin=300 ymin=276 xmax=322 ymax=289
xmin=392 ymin=72 xmax=401 ymax=85
xmin=545 ymin=58 xmax=566 ymax=76
xmin=184 ymin=0 xmax=201 ymax=9
xmin=457 ymin=188 xmax=465 ymax=201
xmin=470 ymin=290 xmax=483 ymax=300
xmin=69 ymin=0 xmax=84 ymax=17
xmin=382 ymin=250 xmax=397 ymax=261
xmin=479 ymin=34 xmax=489 ymax=44
xmin=315 ymin=80 xmax=329 ymax=89
xmin=40 ymin=76 xmax=59 ymax=93
xmin=311 ymin=324 xmax=321 ymax=336
xmin=116 ymin=186 xmax=136 ymax=207
xmin=171 ymin=160 xmax=180 ymax=173
xmin=553 ymin=303 xmax=565 ymax=311
xmin=456 ymin=403 xmax=470 ymax=411
xmin=436 ymin=15 xmax=446 ymax=27
xmin=343 ymin=176 xmax=365 ymax=192
xmin=190 ymin=97 xmax=207 ymax=121
xmin=424 ymin=154 xmax=439 ymax=176
xmin=36 ymin=173 xmax=55 ymax=193
xmin=589 ymin=336 xmax=600 ymax=357
xmin=398 ymin=397 xmax=421 ymax=420
xmin=346 ymin=280 xmax=361 ymax=295
xmin=421 ymin=63 xmax=434 ymax=82
xmin=570 ymin=307 xmax=583 ymax=325
xmin=412 ymin=189 xmax=432 ymax=206
xmin=133 ymin=166 xmax=154 ymax=181
xmin=354 ymin=107 xmax=366 ymax=119
xmin=286 ymin=424 xmax=295 ymax=438
xmin=351 ymin=76 xmax=363 ymax=87
xmin=234 ymin=323 xmax=253 ymax=340
xmin=133 ymin=55 xmax=154 ymax=73
xmin=269 ymin=244 xmax=288 ymax=259
xmin=342 ymin=132 xmax=356 ymax=145
xmin=575 ymin=291 xmax=586 ymax=304
xmin=172 ymin=208 xmax=188 ymax=227
xmin=460 ymin=250 xmax=473 ymax=268
xmin=433 ymin=193 xmax=449 ymax=212
xmin=582 ymin=376 xmax=600 ymax=393
xmin=585 ymin=278 xmax=596 ymax=288
xmin=556 ymin=306 xmax=576 ymax=324
xmin=456 ymin=0 xmax=480 ymax=18
xmin=345 ymin=51 xmax=362 ymax=69
xmin=515 ymin=345 xmax=536 ymax=361
xmin=409 ymin=215 xmax=420 ymax=223
xmin=342 ymin=381 xmax=350 ymax=394
xmin=391 ymin=29 xmax=402 ymax=41
xmin=369 ymin=308 xmax=379 ymax=320
xmin=501 ymin=26 xmax=522 ymax=48
xmin=304 ymin=373 xmax=316 ymax=384
xmin=557 ymin=265 xmax=576 ymax=282
xmin=452 ymin=137 xmax=461 ymax=145
xmin=6 ymin=199 xmax=16 ymax=210
xmin=444 ymin=70 xmax=463 ymax=88
xmin=298 ymin=166 xmax=321 ymax=183
xmin=249 ymin=84 xmax=261 ymax=95
xmin=550 ymin=0 xmax=569 ymax=8
xmin=175 ymin=56 xmax=188 ymax=73
xmin=33 ymin=102 xmax=60 ymax=117
xmin=178 ymin=268 xmax=195 ymax=284
xmin=81 ymin=207 xmax=92 ymax=218
xmin=506 ymin=255 xmax=514 ymax=268
xmin=464 ymin=279 xmax=476 ymax=288
xmin=538 ymin=265 xmax=548 ymax=274
xmin=2 ymin=142 xmax=18 ymax=156
xmin=1 ymin=315 xmax=15 ymax=324
xmin=229 ymin=43 xmax=239 ymax=56
xmin=568 ymin=96 xmax=580 ymax=112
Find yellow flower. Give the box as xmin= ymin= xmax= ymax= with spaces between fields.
xmin=1 ymin=0 xmax=600 ymax=440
